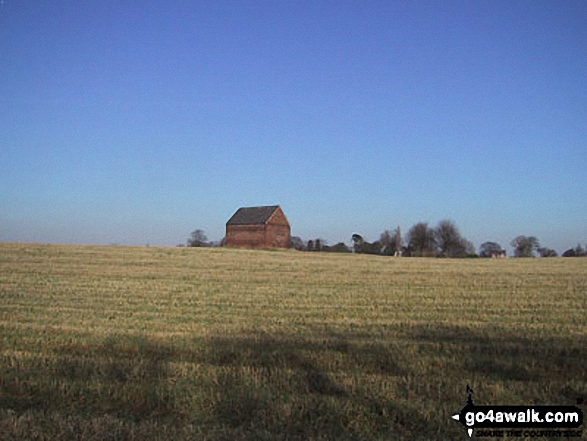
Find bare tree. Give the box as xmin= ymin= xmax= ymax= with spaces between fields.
xmin=366 ymin=240 xmax=382 ymax=255
xmin=350 ymin=234 xmax=381 ymax=255
xmin=538 ymin=247 xmax=558 ymax=258
xmin=510 ymin=236 xmax=540 ymax=258
xmin=315 ymin=238 xmax=325 ymax=252
xmin=407 ymin=222 xmax=437 ymax=257
xmin=290 ymin=236 xmax=304 ymax=250
xmin=435 ymin=220 xmax=475 ymax=257
xmin=187 ymin=229 xmax=208 ymax=247
xmin=379 ymin=230 xmax=393 ymax=255
xmin=327 ymin=242 xmax=350 ymax=253
xmin=435 ymin=220 xmax=468 ymax=257
xmin=394 ymin=226 xmax=402 ymax=256
xmin=462 ymin=239 xmax=476 ymax=257
xmin=377 ymin=227 xmax=403 ymax=256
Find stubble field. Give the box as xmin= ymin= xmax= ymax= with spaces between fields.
xmin=0 ymin=243 xmax=585 ymax=440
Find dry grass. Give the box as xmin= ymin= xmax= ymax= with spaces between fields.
xmin=0 ymin=243 xmax=585 ymax=439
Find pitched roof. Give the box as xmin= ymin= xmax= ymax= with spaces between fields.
xmin=226 ymin=205 xmax=281 ymax=225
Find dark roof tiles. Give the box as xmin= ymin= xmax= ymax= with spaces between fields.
xmin=226 ymin=205 xmax=280 ymax=225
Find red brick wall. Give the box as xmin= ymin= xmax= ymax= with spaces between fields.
xmin=264 ymin=224 xmax=290 ymax=248
xmin=264 ymin=208 xmax=290 ymax=248
xmin=225 ymin=225 xmax=266 ymax=248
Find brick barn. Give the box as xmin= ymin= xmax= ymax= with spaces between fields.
xmin=225 ymin=205 xmax=291 ymax=249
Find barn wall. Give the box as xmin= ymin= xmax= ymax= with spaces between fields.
xmin=225 ymin=225 xmax=266 ymax=248
xmin=264 ymin=224 xmax=290 ymax=248
xmin=264 ymin=207 xmax=291 ymax=248
xmin=268 ymin=208 xmax=288 ymax=224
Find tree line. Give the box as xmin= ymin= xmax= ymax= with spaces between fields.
xmin=296 ymin=220 xmax=478 ymax=257
xmin=184 ymin=222 xmax=586 ymax=258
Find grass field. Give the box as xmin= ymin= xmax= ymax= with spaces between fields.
xmin=0 ymin=243 xmax=585 ymax=440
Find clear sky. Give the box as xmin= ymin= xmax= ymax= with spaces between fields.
xmin=1 ymin=0 xmax=586 ymax=253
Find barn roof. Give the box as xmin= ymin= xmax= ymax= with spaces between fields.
xmin=226 ymin=205 xmax=281 ymax=225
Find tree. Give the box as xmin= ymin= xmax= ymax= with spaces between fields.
xmin=435 ymin=220 xmax=471 ymax=258
xmin=562 ymin=243 xmax=586 ymax=257
xmin=394 ymin=226 xmax=402 ymax=256
xmin=479 ymin=241 xmax=504 ymax=258
xmin=461 ymin=239 xmax=477 ymax=257
xmin=538 ymin=247 xmax=558 ymax=258
xmin=290 ymin=236 xmax=304 ymax=250
xmin=379 ymin=230 xmax=394 ymax=255
xmin=510 ymin=236 xmax=540 ymax=258
xmin=351 ymin=234 xmax=364 ymax=253
xmin=378 ymin=227 xmax=403 ymax=256
xmin=187 ymin=229 xmax=208 ymax=247
xmin=307 ymin=240 xmax=314 ymax=252
xmin=364 ymin=240 xmax=382 ymax=255
xmin=350 ymin=234 xmax=381 ymax=254
xmin=315 ymin=239 xmax=325 ymax=252
xmin=327 ymin=242 xmax=349 ymax=253
xmin=407 ymin=222 xmax=437 ymax=257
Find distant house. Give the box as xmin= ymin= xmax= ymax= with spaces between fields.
xmin=225 ymin=205 xmax=291 ymax=249
xmin=492 ymin=250 xmax=507 ymax=259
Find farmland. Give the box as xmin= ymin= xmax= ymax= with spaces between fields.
xmin=0 ymin=243 xmax=585 ymax=440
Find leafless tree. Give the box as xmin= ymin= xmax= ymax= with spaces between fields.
xmin=510 ymin=236 xmax=540 ymax=257
xmin=315 ymin=239 xmax=325 ymax=252
xmin=290 ymin=236 xmax=304 ymax=250
xmin=394 ymin=226 xmax=402 ymax=255
xmin=537 ymin=247 xmax=557 ymax=257
xmin=407 ymin=222 xmax=437 ymax=257
xmin=379 ymin=230 xmax=393 ymax=255
xmin=435 ymin=220 xmax=471 ymax=257
xmin=187 ymin=229 xmax=208 ymax=247
xmin=327 ymin=242 xmax=350 ymax=253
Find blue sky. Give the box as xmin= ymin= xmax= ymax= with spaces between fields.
xmin=1 ymin=0 xmax=586 ymax=253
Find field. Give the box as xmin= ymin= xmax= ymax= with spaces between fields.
xmin=0 ymin=243 xmax=585 ymax=440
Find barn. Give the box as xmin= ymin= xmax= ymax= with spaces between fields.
xmin=225 ymin=205 xmax=291 ymax=249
